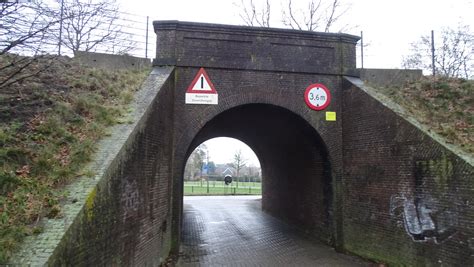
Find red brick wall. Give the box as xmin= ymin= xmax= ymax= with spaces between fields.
xmin=342 ymin=78 xmax=474 ymax=265
xmin=171 ymin=67 xmax=345 ymax=247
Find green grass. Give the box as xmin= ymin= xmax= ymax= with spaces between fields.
xmin=0 ymin=55 xmax=150 ymax=263
xmin=372 ymin=76 xmax=473 ymax=155
xmin=184 ymin=180 xmax=262 ymax=195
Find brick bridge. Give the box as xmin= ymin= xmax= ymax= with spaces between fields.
xmin=13 ymin=21 xmax=473 ymax=266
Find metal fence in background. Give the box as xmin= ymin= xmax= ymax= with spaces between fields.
xmin=183 ymin=180 xmax=262 ymax=196
xmin=1 ymin=1 xmax=158 ymax=59
xmin=84 ymin=10 xmax=156 ymax=59
xmin=54 ymin=8 xmax=157 ymax=59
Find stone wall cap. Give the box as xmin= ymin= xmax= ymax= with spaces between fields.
xmin=153 ymin=20 xmax=360 ymax=44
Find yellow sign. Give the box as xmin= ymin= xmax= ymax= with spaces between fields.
xmin=326 ymin=111 xmax=336 ymax=121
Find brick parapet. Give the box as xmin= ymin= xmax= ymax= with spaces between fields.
xmin=153 ymin=20 xmax=359 ymax=76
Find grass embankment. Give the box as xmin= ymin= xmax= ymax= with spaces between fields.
xmin=184 ymin=180 xmax=262 ymax=195
xmin=374 ymin=77 xmax=473 ymax=155
xmin=0 ymin=55 xmax=150 ymax=262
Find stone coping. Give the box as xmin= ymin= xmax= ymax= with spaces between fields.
xmin=153 ymin=20 xmax=360 ymax=44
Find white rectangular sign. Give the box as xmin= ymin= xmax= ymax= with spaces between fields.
xmin=185 ymin=93 xmax=218 ymax=105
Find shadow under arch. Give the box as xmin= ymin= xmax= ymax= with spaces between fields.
xmin=182 ymin=103 xmax=334 ymax=244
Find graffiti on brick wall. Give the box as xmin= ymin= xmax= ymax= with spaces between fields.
xmin=122 ymin=179 xmax=139 ymax=221
xmin=390 ymin=194 xmax=457 ymax=244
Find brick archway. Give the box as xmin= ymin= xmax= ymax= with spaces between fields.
xmin=180 ymin=103 xmax=334 ymax=243
xmin=160 ymin=20 xmax=357 ymax=250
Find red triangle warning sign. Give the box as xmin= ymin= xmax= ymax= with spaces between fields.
xmin=186 ymin=68 xmax=217 ymax=94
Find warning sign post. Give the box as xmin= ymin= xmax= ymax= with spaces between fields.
xmin=185 ymin=68 xmax=218 ymax=105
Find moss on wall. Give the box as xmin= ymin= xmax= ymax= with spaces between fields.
xmin=85 ymin=188 xmax=97 ymax=222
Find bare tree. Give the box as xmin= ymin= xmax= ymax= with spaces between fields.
xmin=0 ymin=0 xmax=135 ymax=89
xmin=2 ymin=2 xmax=43 ymax=55
xmin=232 ymin=149 xmax=247 ymax=187
xmin=237 ymin=0 xmax=271 ymax=27
xmin=282 ymin=0 xmax=347 ymax=32
xmin=0 ymin=1 xmax=59 ymax=89
xmin=45 ymin=0 xmax=134 ymax=55
xmin=190 ymin=144 xmax=208 ymax=180
xmin=237 ymin=0 xmax=348 ymax=32
xmin=282 ymin=0 xmax=318 ymax=31
xmin=402 ymin=25 xmax=473 ymax=79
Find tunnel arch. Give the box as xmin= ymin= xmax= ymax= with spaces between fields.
xmin=181 ymin=103 xmax=335 ymax=243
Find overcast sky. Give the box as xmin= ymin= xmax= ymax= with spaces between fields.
xmin=118 ymin=0 xmax=473 ymax=166
xmin=121 ymin=0 xmax=473 ymax=68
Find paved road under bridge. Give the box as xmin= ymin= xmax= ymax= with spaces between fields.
xmin=179 ymin=196 xmax=367 ymax=266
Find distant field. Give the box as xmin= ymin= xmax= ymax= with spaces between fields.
xmin=184 ymin=180 xmax=262 ymax=195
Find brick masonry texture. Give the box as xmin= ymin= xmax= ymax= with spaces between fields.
xmin=153 ymin=21 xmax=358 ymax=76
xmin=171 ymin=66 xmax=347 ymax=248
xmin=161 ymin=21 xmax=361 ymax=254
xmin=342 ymin=77 xmax=473 ymax=265
xmin=12 ymin=21 xmax=473 ymax=266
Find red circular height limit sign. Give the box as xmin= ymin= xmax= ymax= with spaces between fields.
xmin=304 ymin=83 xmax=331 ymax=110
